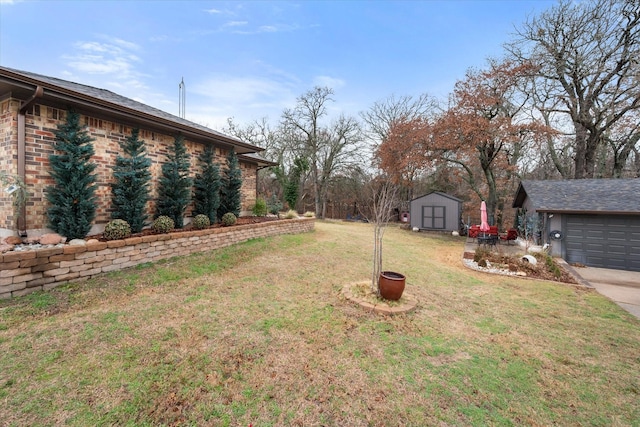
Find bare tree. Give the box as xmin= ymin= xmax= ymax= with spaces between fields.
xmin=282 ymin=87 xmax=364 ymax=218
xmin=363 ymin=178 xmax=399 ymax=296
xmin=360 ymin=93 xmax=440 ymax=149
xmin=224 ymin=117 xmax=288 ymax=198
xmin=603 ymin=112 xmax=640 ymax=177
xmin=507 ymin=0 xmax=640 ymax=179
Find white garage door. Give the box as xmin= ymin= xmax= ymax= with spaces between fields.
xmin=565 ymin=215 xmax=640 ymax=272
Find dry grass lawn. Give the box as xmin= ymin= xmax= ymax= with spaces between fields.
xmin=1 ymin=220 xmax=639 ymax=426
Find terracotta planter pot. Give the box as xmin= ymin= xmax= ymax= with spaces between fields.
xmin=378 ymin=271 xmax=406 ymax=301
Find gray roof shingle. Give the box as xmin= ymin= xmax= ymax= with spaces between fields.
xmin=0 ymin=66 xmax=261 ymax=154
xmin=513 ymin=179 xmax=640 ymax=213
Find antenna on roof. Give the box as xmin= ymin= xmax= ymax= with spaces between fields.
xmin=179 ymin=77 xmax=186 ymax=119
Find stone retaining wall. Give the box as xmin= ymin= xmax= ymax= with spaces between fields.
xmin=0 ymin=218 xmax=315 ymax=299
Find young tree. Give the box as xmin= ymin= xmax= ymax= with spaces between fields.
xmin=366 ymin=178 xmax=399 ymax=297
xmin=45 ymin=110 xmax=97 ymax=240
xmin=193 ymin=145 xmax=221 ymax=223
xmin=218 ymin=148 xmax=242 ymax=218
xmin=156 ymin=135 xmax=192 ymax=228
xmin=110 ymin=128 xmax=151 ymax=232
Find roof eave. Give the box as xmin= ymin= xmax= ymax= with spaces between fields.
xmin=534 ymin=209 xmax=640 ymax=215
xmin=1 ymin=68 xmax=262 ymax=155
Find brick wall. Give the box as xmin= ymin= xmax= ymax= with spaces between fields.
xmin=0 ymin=100 xmax=19 ymax=232
xmin=0 ymin=218 xmax=314 ymax=299
xmin=0 ymin=100 xmax=259 ymax=234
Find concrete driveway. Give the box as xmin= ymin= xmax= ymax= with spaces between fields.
xmin=569 ymin=266 xmax=640 ymax=320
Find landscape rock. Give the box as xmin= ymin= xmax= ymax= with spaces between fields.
xmin=5 ymin=236 xmax=23 ymax=245
xmin=40 ymin=233 xmax=63 ymax=245
xmin=86 ymin=239 xmax=100 ymax=245
xmin=0 ymin=244 xmax=15 ymax=253
xmin=68 ymin=239 xmax=86 ymax=246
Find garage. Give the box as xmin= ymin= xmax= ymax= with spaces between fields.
xmin=512 ymin=178 xmax=640 ymax=272
xmin=564 ymin=214 xmax=640 ymax=272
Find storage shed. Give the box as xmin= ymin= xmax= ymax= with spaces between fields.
xmin=410 ymin=192 xmax=462 ymax=232
xmin=513 ymin=179 xmax=640 ymax=272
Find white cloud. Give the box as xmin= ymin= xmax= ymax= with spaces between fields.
xmin=61 ymin=35 xmax=152 ymax=102
xmin=257 ymin=25 xmax=278 ymax=33
xmin=64 ymin=38 xmax=142 ymax=77
xmin=193 ymin=75 xmax=292 ymax=106
xmin=109 ymin=37 xmax=141 ymax=51
xmin=186 ymin=72 xmax=301 ymax=128
xmin=224 ymin=20 xmax=248 ymax=28
xmin=313 ymin=75 xmax=346 ymax=90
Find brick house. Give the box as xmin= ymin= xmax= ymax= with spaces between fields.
xmin=0 ymin=66 xmax=275 ymax=238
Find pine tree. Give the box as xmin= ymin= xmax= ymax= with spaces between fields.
xmin=156 ymin=135 xmax=192 ymax=228
xmin=284 ymin=157 xmax=308 ymax=211
xmin=45 ymin=110 xmax=97 ymax=240
xmin=110 ymin=128 xmax=152 ymax=232
xmin=218 ymin=148 xmax=242 ymax=218
xmin=193 ymin=145 xmax=221 ymax=223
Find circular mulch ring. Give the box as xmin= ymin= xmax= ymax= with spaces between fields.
xmin=341 ymin=281 xmax=418 ymax=315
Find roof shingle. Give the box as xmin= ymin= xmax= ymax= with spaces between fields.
xmin=513 ymin=179 xmax=640 ymax=213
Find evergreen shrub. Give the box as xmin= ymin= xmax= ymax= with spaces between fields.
xmin=252 ymin=197 xmax=267 ymax=217
xmin=193 ymin=146 xmax=221 ymax=224
xmin=218 ymin=149 xmax=242 ymax=219
xmin=221 ymin=212 xmax=237 ymax=226
xmin=110 ymin=128 xmax=151 ymax=233
xmin=192 ymin=214 xmax=210 ymax=230
xmin=267 ymin=195 xmax=283 ymax=215
xmin=152 ymin=215 xmax=175 ymax=233
xmin=156 ymin=135 xmax=192 ymax=228
xmin=103 ymin=219 xmax=132 ymax=241
xmin=45 ymin=110 xmax=97 ymax=240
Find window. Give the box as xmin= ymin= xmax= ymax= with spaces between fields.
xmin=48 ymin=107 xmax=62 ymax=120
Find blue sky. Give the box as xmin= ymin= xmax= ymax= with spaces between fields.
xmin=0 ymin=0 xmax=555 ymax=130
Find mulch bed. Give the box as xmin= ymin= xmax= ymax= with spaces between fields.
xmin=471 ymin=249 xmax=578 ymax=284
xmin=86 ymin=216 xmax=283 ymax=242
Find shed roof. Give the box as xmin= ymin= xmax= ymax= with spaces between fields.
xmin=0 ymin=66 xmax=263 ymax=156
xmin=411 ymin=191 xmax=463 ymax=203
xmin=512 ymin=179 xmax=640 ymax=214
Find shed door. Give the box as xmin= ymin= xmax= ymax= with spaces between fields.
xmin=422 ymin=206 xmax=445 ymax=229
xmin=564 ymin=215 xmax=640 ymax=272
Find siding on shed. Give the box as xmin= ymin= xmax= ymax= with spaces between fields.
xmin=410 ymin=192 xmax=461 ymax=232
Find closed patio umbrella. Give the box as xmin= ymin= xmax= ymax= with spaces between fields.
xmin=480 ymin=201 xmax=490 ymax=233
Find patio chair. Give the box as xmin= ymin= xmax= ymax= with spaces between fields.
xmin=499 ymin=228 xmax=518 ymax=245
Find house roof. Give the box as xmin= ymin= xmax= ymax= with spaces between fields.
xmin=512 ymin=179 xmax=640 ymax=214
xmin=239 ymin=152 xmax=278 ymax=169
xmin=411 ymin=191 xmax=463 ymax=203
xmin=0 ymin=66 xmax=264 ymax=156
